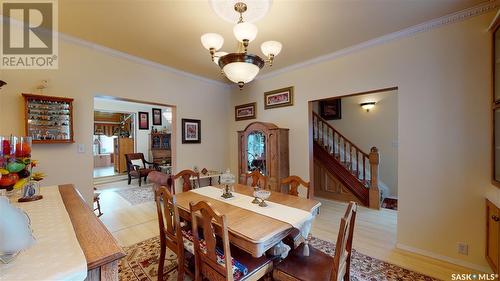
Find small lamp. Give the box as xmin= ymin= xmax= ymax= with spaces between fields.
xmin=360 ymin=102 xmax=376 ymax=112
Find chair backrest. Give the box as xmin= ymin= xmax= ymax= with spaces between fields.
xmin=125 ymin=153 xmax=146 ymax=171
xmin=331 ymin=201 xmax=357 ymax=281
xmin=190 ymin=201 xmax=233 ymax=281
xmin=173 ymin=169 xmax=200 ymax=192
xmin=245 ymin=170 xmax=268 ymax=189
xmin=148 ymin=171 xmax=174 ymax=194
xmin=281 ymin=175 xmax=310 ymax=198
xmin=154 ymin=186 xmax=184 ymax=259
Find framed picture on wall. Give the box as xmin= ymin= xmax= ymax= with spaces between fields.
xmin=138 ymin=111 xmax=149 ymax=130
xmin=235 ymin=102 xmax=256 ymax=121
xmin=182 ymin=118 xmax=201 ymax=143
xmin=319 ymin=98 xmax=342 ymax=120
xmin=264 ymin=86 xmax=294 ymax=109
xmin=152 ymin=108 xmax=162 ymax=125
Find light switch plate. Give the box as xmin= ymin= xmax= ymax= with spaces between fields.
xmin=77 ymin=144 xmax=85 ymax=153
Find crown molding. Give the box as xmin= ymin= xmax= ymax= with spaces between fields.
xmin=257 ymin=0 xmax=499 ymax=81
xmin=0 ymin=15 xmax=227 ymax=87
xmin=58 ymin=33 xmax=229 ymax=88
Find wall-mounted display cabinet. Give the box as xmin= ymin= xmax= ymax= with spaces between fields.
xmin=22 ymin=94 xmax=74 ymax=144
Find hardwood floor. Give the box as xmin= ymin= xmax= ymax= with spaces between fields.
xmin=96 ymin=180 xmax=479 ymax=280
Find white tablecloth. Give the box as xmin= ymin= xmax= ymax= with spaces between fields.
xmin=191 ymin=186 xmax=320 ymax=239
xmin=0 ymin=186 xmax=88 ymax=281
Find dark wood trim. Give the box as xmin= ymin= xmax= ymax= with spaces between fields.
xmin=491 ymin=24 xmax=500 ymax=188
xmin=308 ymin=101 xmax=315 ymax=199
xmin=58 ymin=184 xmax=125 ymax=270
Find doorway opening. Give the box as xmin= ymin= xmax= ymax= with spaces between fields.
xmin=92 ymin=96 xmax=175 ymax=185
xmin=309 ymin=87 xmax=398 ymax=210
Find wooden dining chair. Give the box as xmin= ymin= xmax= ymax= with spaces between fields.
xmin=173 ymin=169 xmax=201 ymax=192
xmin=154 ymin=186 xmax=186 ymax=281
xmin=273 ymin=202 xmax=357 ymax=281
xmin=189 ymin=201 xmax=273 ymax=281
xmin=281 ymin=176 xmax=310 ymax=198
xmin=245 ymin=170 xmax=268 ymax=189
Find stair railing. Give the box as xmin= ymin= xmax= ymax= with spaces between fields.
xmin=313 ymin=112 xmax=380 ymax=209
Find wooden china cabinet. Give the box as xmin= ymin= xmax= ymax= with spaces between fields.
xmin=488 ymin=16 xmax=500 ymax=274
xmin=237 ymin=122 xmax=289 ymax=192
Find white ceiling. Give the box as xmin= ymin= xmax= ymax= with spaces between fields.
xmin=58 ymin=0 xmax=487 ymax=81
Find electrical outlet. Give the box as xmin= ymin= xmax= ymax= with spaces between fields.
xmin=458 ymin=243 xmax=468 ymax=255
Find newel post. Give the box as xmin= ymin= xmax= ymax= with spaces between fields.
xmin=368 ymin=147 xmax=380 ymax=209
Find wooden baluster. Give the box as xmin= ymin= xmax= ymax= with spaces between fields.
xmin=363 ymin=155 xmax=366 ymax=184
xmin=343 ymin=138 xmax=347 ymax=165
xmin=337 ymin=134 xmax=341 ymax=159
xmin=369 ymin=147 xmax=380 ymax=209
xmin=319 ymin=121 xmax=322 ymax=145
xmin=355 ymin=149 xmax=359 ymax=177
xmin=313 ymin=115 xmax=317 ymax=141
xmin=330 ymin=128 xmax=333 ymax=154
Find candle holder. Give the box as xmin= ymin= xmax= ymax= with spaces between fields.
xmin=220 ymin=169 xmax=235 ymax=199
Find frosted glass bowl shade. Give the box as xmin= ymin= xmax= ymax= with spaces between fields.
xmin=218 ymin=53 xmax=265 ymax=84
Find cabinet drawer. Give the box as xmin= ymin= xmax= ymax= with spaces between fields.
xmin=486 ymin=199 xmax=500 ymax=273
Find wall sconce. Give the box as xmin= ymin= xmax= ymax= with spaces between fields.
xmin=360 ymin=102 xmax=376 ymax=112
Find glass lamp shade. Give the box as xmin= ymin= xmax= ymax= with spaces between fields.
xmin=200 ymin=33 xmax=224 ymax=51
xmin=222 ymin=62 xmax=260 ymax=84
xmin=213 ymin=52 xmax=228 ymax=65
xmin=261 ymin=41 xmax=282 ymax=57
xmin=233 ymin=22 xmax=258 ymax=43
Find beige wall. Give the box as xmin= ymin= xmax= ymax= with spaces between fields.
xmin=313 ymin=91 xmax=399 ymax=197
xmin=0 ymin=39 xmax=231 ymax=204
xmin=229 ymin=12 xmax=496 ymax=270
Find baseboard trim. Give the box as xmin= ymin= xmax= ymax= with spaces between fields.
xmin=396 ymin=243 xmax=492 ymax=273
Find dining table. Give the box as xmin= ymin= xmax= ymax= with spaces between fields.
xmin=174 ymin=184 xmax=321 ymax=258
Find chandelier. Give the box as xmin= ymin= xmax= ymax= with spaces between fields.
xmin=201 ymin=2 xmax=282 ymax=89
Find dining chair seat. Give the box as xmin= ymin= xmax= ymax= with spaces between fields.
xmin=273 ymin=244 xmax=333 ymax=281
xmin=180 ymin=229 xmax=271 ymax=280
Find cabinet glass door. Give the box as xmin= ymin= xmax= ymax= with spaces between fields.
xmin=247 ymin=131 xmax=266 ymax=175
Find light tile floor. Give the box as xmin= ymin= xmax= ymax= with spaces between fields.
xmin=96 ymin=180 xmax=483 ymax=280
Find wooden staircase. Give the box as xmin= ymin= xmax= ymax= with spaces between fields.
xmin=313 ymin=112 xmax=380 ymax=209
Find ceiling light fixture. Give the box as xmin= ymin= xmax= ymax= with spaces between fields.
xmin=201 ymin=1 xmax=281 ymax=89
xmin=360 ymin=102 xmax=376 ymax=112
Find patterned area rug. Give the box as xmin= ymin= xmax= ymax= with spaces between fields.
xmin=117 ymin=185 xmax=155 ymax=205
xmin=119 ymin=236 xmax=440 ymax=281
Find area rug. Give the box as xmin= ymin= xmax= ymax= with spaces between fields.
xmin=118 ymin=236 xmax=440 ymax=281
xmin=116 ymin=185 xmax=155 ymax=205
